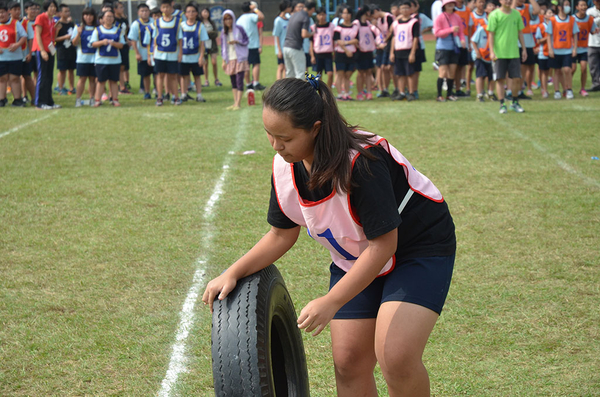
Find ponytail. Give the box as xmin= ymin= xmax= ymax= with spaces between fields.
xmin=262 ymin=78 xmax=376 ymax=194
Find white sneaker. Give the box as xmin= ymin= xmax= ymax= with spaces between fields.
xmin=196 ymin=93 xmax=206 ymax=102
xmin=542 ymin=91 xmax=549 ymax=99
xmin=554 ymin=91 xmax=562 ymax=99
xmin=75 ymin=98 xmax=83 ymax=107
xmin=37 ymin=104 xmax=53 ymax=110
xmin=566 ymin=90 xmax=574 ymax=100
xmin=52 ymin=104 xmax=62 ymax=109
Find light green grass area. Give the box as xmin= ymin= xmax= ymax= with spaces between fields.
xmin=1 ymin=43 xmax=599 ymax=396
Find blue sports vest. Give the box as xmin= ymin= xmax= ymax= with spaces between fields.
xmin=97 ymin=25 xmax=122 ymax=57
xmin=136 ymin=19 xmax=152 ymax=48
xmin=81 ymin=26 xmax=96 ymax=54
xmin=182 ymin=22 xmax=201 ymax=55
xmin=156 ymin=16 xmax=180 ymax=53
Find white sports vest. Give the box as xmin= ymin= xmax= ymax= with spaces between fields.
xmin=272 ymin=133 xmax=443 ymax=276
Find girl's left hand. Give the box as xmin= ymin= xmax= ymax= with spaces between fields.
xmin=297 ymin=295 xmax=341 ymax=337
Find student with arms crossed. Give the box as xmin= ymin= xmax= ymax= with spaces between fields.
xmin=0 ymin=1 xmax=27 ymax=107
xmin=71 ymin=7 xmax=98 ymax=107
xmin=203 ymin=76 xmax=456 ymax=397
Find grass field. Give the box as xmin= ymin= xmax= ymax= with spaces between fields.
xmin=1 ymin=41 xmax=599 ymax=396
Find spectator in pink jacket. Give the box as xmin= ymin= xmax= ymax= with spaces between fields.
xmin=433 ymin=0 xmax=465 ymax=101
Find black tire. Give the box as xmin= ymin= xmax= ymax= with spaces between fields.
xmin=211 ymin=264 xmax=310 ymax=397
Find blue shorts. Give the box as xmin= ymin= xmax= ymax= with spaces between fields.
xmin=458 ymin=47 xmax=471 ymax=66
xmin=394 ymin=57 xmax=415 ymax=76
xmin=574 ymin=52 xmax=588 ymax=63
xmin=154 ymin=59 xmax=179 ymax=74
xmin=305 ymin=52 xmax=312 ymax=67
xmin=538 ymin=58 xmax=550 ymax=71
xmin=76 ymin=62 xmax=96 ymax=77
xmin=0 ymin=60 xmax=23 ymax=77
xmin=313 ymin=56 xmax=333 ymax=73
xmin=475 ymin=58 xmax=493 ymax=79
xmin=179 ymin=62 xmax=204 ymax=76
xmin=22 ymin=56 xmax=36 ymax=76
xmin=356 ymin=52 xmax=373 ymax=71
xmin=335 ymin=52 xmax=356 ymax=72
xmin=550 ymin=53 xmax=573 ymax=69
xmin=137 ymin=60 xmax=153 ymax=77
xmin=330 ymin=255 xmax=455 ymax=319
xmin=120 ymin=46 xmax=130 ymax=70
xmin=95 ymin=63 xmax=120 ymax=82
xmin=57 ymin=57 xmax=76 ymax=71
xmin=248 ymin=48 xmax=261 ymax=65
xmin=276 ymin=56 xmax=284 ymax=65
xmin=376 ymin=49 xmax=390 ymax=66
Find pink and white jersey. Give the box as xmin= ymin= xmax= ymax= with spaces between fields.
xmin=357 ymin=21 xmax=381 ymax=52
xmin=334 ymin=23 xmax=359 ymax=53
xmin=272 ymin=132 xmax=443 ymax=276
xmin=312 ymin=23 xmax=336 ymax=54
xmin=376 ymin=12 xmax=394 ymax=36
xmin=392 ymin=18 xmax=418 ymax=51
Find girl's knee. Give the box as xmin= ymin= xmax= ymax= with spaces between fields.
xmin=333 ymin=348 xmax=375 ymax=379
xmin=376 ymin=346 xmax=422 ymax=379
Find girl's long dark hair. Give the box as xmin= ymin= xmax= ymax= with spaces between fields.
xmin=263 ymin=78 xmax=376 ymax=194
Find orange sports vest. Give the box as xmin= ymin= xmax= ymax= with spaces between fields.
xmin=0 ymin=18 xmax=18 ymax=49
xmin=455 ymin=6 xmax=472 ymax=36
xmin=471 ymin=11 xmax=487 ymax=31
xmin=20 ymin=18 xmax=29 ymax=50
xmin=517 ymin=5 xmax=532 ymax=34
xmin=575 ymin=15 xmax=594 ymax=49
xmin=551 ymin=15 xmax=575 ymax=50
xmin=478 ymin=25 xmax=491 ymax=61
xmin=538 ymin=23 xmax=549 ymax=57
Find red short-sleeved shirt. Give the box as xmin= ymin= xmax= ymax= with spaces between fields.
xmin=32 ymin=12 xmax=55 ymax=52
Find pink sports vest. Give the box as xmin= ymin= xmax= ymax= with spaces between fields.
xmin=377 ymin=12 xmax=393 ymax=36
xmin=334 ymin=23 xmax=359 ymax=53
xmin=357 ymin=21 xmax=379 ymax=52
xmin=272 ymin=132 xmax=443 ymax=276
xmin=312 ymin=23 xmax=335 ymax=54
xmin=392 ymin=18 xmax=417 ymax=51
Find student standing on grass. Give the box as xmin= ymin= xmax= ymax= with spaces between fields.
xmin=471 ymin=2 xmax=497 ymax=102
xmin=535 ymin=8 xmax=553 ymax=97
xmin=412 ymin=0 xmax=433 ymax=100
xmin=220 ymin=9 xmax=249 ymax=111
xmin=114 ymin=1 xmax=131 ymax=94
xmin=273 ymin=0 xmax=291 ymax=81
xmin=32 ymin=0 xmax=60 ymax=110
xmin=20 ymin=1 xmax=37 ymax=105
xmin=91 ymin=8 xmax=125 ymax=107
xmin=71 ymin=7 xmax=97 ymax=107
xmin=179 ymin=3 xmax=208 ymax=103
xmin=372 ymin=5 xmax=395 ymax=97
xmin=389 ymin=0 xmax=420 ymax=101
xmin=547 ymin=0 xmax=579 ymax=99
xmin=236 ymin=1 xmax=265 ymax=90
xmin=355 ymin=5 xmax=379 ymax=101
xmin=200 ymin=7 xmax=221 ymax=87
xmin=55 ymin=4 xmax=77 ymax=96
xmin=573 ymin=0 xmax=599 ymax=96
xmin=283 ymin=0 xmax=315 ymax=79
xmin=203 ymin=76 xmax=456 ymax=397
xmin=452 ymin=0 xmax=473 ymax=97
xmin=0 ymin=1 xmax=27 ymax=107
xmin=433 ymin=0 xmax=466 ymax=102
xmin=512 ymin=0 xmax=540 ymax=99
xmin=153 ymin=0 xmax=183 ymax=106
xmin=587 ymin=0 xmax=600 ymax=91
xmin=488 ymin=0 xmax=527 ymax=113
xmin=333 ymin=6 xmax=359 ymax=100
xmin=128 ymin=3 xmax=154 ymax=100
xmin=310 ymin=7 xmax=335 ymax=87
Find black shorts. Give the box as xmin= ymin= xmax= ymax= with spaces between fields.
xmin=57 ymin=57 xmax=77 ymax=71
xmin=154 ymin=59 xmax=179 ymax=74
xmin=493 ymin=58 xmax=521 ymax=79
xmin=95 ymin=63 xmax=120 ymax=82
xmin=0 ymin=60 xmax=22 ymax=77
xmin=574 ymin=52 xmax=588 ymax=63
xmin=76 ymin=62 xmax=96 ymax=77
xmin=248 ymin=48 xmax=261 ymax=65
xmin=356 ymin=52 xmax=373 ymax=70
xmin=276 ymin=56 xmax=284 ymax=65
xmin=305 ymin=52 xmax=312 ymax=67
xmin=179 ymin=62 xmax=204 ymax=76
xmin=394 ymin=57 xmax=415 ymax=76
xmin=458 ymin=47 xmax=471 ymax=66
xmin=550 ymin=53 xmax=573 ymax=69
xmin=413 ymin=49 xmax=425 ymax=72
xmin=335 ymin=52 xmax=356 ymax=71
xmin=538 ymin=58 xmax=550 ymax=71
xmin=376 ymin=49 xmax=391 ymax=66
xmin=313 ymin=55 xmax=333 ymax=73
xmin=521 ymin=47 xmax=537 ymax=65
xmin=330 ymin=255 xmax=455 ymax=319
xmin=120 ymin=45 xmax=130 ymax=70
xmin=21 ymin=58 xmax=34 ymax=76
xmin=137 ymin=60 xmax=153 ymax=77
xmin=435 ymin=49 xmax=459 ymax=66
xmin=475 ymin=58 xmax=494 ymax=80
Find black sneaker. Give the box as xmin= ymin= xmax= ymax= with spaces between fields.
xmin=455 ymin=90 xmax=468 ymax=97
xmin=394 ymin=93 xmax=407 ymax=101
xmin=253 ymin=82 xmax=266 ymax=90
xmin=181 ymin=95 xmax=188 ymax=102
xmin=489 ymin=93 xmax=498 ymax=101
xmin=477 ymin=94 xmax=485 ymax=102
xmin=517 ymin=92 xmax=532 ymax=100
xmin=125 ymin=82 xmax=132 ymax=90
xmin=406 ymin=93 xmax=416 ymax=102
xmin=390 ymin=89 xmax=400 ymax=100
xmin=12 ymin=98 xmax=26 ymax=107
xmin=164 ymin=93 xmax=170 ymax=100
xmin=246 ymin=83 xmax=253 ymax=90
xmin=377 ymin=90 xmax=390 ymax=98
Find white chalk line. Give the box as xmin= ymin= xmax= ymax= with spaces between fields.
xmin=486 ymin=109 xmax=600 ymax=189
xmin=0 ymin=113 xmax=57 ymax=139
xmin=158 ymin=113 xmax=249 ymax=397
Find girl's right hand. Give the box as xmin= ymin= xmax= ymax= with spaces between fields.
xmin=202 ymin=272 xmax=238 ymax=312
xmin=453 ymin=26 xmax=459 ymax=33
xmin=41 ymin=50 xmax=48 ymax=61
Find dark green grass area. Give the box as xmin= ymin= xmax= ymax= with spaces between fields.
xmin=1 ymin=43 xmax=599 ymax=396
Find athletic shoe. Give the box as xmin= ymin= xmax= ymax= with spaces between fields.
xmin=112 ymin=100 xmax=121 ymax=107
xmin=554 ymin=91 xmax=562 ymax=99
xmin=499 ymin=104 xmax=508 ymax=114
xmin=196 ymin=93 xmax=206 ymax=102
xmin=89 ymin=98 xmax=96 ymax=107
xmin=344 ymin=94 xmax=353 ymax=101
xmin=489 ymin=93 xmax=498 ymax=101
xmin=143 ymin=93 xmax=152 ymax=100
xmin=253 ymin=82 xmax=266 ymax=90
xmin=139 ymin=88 xmax=145 ymax=94
xmin=413 ymin=90 xmax=419 ymax=99
xmin=465 ymin=90 xmax=471 ymax=96
xmin=119 ymin=88 xmax=132 ymax=95
xmin=215 ymin=79 xmax=223 ymax=87
xmin=446 ymin=95 xmax=458 ymax=101
xmin=336 ymin=95 xmax=346 ymax=101
xmin=406 ymin=93 xmax=416 ymax=102
xmin=51 ymin=104 xmax=62 ymax=109
xmin=75 ymin=98 xmax=83 ymax=108
xmin=356 ymin=92 xmax=365 ymax=101
xmin=156 ymin=98 xmax=163 ymax=106
xmin=101 ymin=93 xmax=109 ymax=101
xmin=436 ymin=96 xmax=446 ymax=102
xmin=542 ymin=90 xmax=549 ymax=99
xmin=365 ymin=93 xmax=373 ymax=100
xmin=59 ymin=88 xmax=69 ymax=95
xmin=173 ymin=97 xmax=182 ymax=105
xmin=22 ymin=97 xmax=29 ymax=104
xmin=455 ymin=90 xmax=468 ymax=97
xmin=246 ymin=83 xmax=253 ymax=90
xmin=566 ymin=90 xmax=574 ymax=100
xmin=53 ymin=86 xmax=60 ymax=93
xmin=36 ymin=104 xmax=54 ymax=110
xmin=517 ymin=92 xmax=532 ymax=100
xmin=12 ymin=98 xmax=26 ymax=107
xmin=125 ymin=82 xmax=132 ymax=90
xmin=580 ymin=89 xmax=589 ymax=97
xmin=394 ymin=93 xmax=406 ymax=101
xmin=526 ymin=89 xmax=534 ymax=96
xmin=164 ymin=93 xmax=170 ymax=100
xmin=202 ymin=81 xmax=209 ymax=87
xmin=390 ymin=89 xmax=400 ymax=100
xmin=377 ymin=90 xmax=390 ymax=98
xmin=477 ymin=94 xmax=485 ymax=102
xmin=506 ymin=91 xmax=513 ymax=100
xmin=181 ymin=95 xmax=189 ymax=102
xmin=460 ymin=79 xmax=467 ymax=89
xmin=93 ymin=100 xmax=101 ymax=108
xmin=530 ymin=82 xmax=539 ymax=90
xmin=510 ymin=102 xmax=524 ymax=113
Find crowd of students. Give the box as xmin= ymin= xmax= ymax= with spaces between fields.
xmin=1 ymin=0 xmax=599 ymax=109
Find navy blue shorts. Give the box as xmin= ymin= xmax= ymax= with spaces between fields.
xmin=550 ymin=53 xmax=573 ymax=69
xmin=137 ymin=60 xmax=153 ymax=77
xmin=57 ymin=57 xmax=76 ymax=71
xmin=538 ymin=58 xmax=550 ymax=71
xmin=276 ymin=56 xmax=284 ymax=65
xmin=521 ymin=47 xmax=537 ymax=65
xmin=458 ymin=47 xmax=471 ymax=66
xmin=475 ymin=58 xmax=494 ymax=79
xmin=574 ymin=52 xmax=588 ymax=63
xmin=179 ymin=62 xmax=204 ymax=76
xmin=154 ymin=59 xmax=179 ymax=74
xmin=305 ymin=52 xmax=312 ymax=67
xmin=120 ymin=46 xmax=130 ymax=70
xmin=335 ymin=52 xmax=356 ymax=71
xmin=313 ymin=56 xmax=333 ymax=73
xmin=356 ymin=52 xmax=373 ymax=70
xmin=394 ymin=57 xmax=415 ymax=76
xmin=76 ymin=62 xmax=96 ymax=77
xmin=248 ymin=48 xmax=261 ymax=65
xmin=22 ymin=59 xmax=34 ymax=76
xmin=330 ymin=255 xmax=455 ymax=319
xmin=95 ymin=63 xmax=120 ymax=82
xmin=0 ymin=60 xmax=22 ymax=77
xmin=376 ymin=49 xmax=391 ymax=66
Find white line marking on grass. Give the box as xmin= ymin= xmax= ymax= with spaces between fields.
xmin=158 ymin=114 xmax=249 ymax=397
xmin=0 ymin=113 xmax=56 ymax=139
xmin=488 ymin=110 xmax=600 ymax=189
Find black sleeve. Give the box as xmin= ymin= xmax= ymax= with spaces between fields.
xmin=386 ymin=15 xmax=394 ymax=26
xmin=349 ymin=149 xmax=403 ymax=240
xmin=267 ymin=176 xmax=300 ymax=229
xmin=333 ymin=30 xmax=340 ymax=41
xmin=412 ymin=20 xmax=420 ymax=38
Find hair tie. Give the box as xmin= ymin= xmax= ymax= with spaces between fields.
xmin=305 ymin=72 xmax=321 ymax=93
